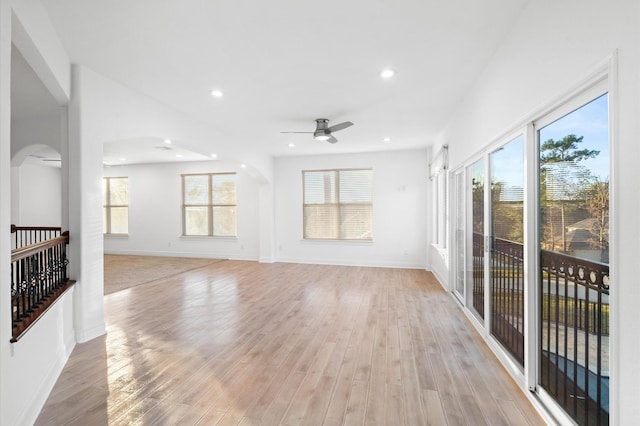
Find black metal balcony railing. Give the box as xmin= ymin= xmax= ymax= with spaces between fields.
xmin=472 ymin=232 xmax=485 ymax=319
xmin=540 ymin=249 xmax=609 ymax=426
xmin=10 ymin=227 xmax=74 ymax=342
xmin=472 ymin=232 xmax=609 ymax=425
xmin=491 ymin=237 xmax=525 ymax=366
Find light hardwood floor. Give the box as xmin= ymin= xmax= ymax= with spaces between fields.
xmin=36 ymin=260 xmax=544 ymax=425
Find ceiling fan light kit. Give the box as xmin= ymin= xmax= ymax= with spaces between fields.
xmin=281 ymin=118 xmax=354 ymax=144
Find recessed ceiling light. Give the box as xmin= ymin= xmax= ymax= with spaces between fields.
xmin=240 ymin=164 xmax=247 ymax=168
xmin=211 ymin=153 xmax=218 ymax=158
xmin=383 ymin=137 xmax=391 ymax=142
xmin=176 ymin=154 xmax=183 ymax=158
xmin=164 ymin=139 xmax=172 ymax=144
xmin=288 ymin=143 xmax=295 ymax=148
xmin=210 ymin=89 xmax=224 ymax=98
xmin=380 ymin=69 xmax=396 ymax=79
xmin=119 ymin=158 xmax=126 ymax=161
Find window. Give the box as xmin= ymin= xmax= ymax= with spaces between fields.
xmin=432 ymin=172 xmax=448 ymax=249
xmin=430 ymin=144 xmax=449 ymax=251
xmin=303 ymin=168 xmax=372 ymax=240
xmin=103 ymin=177 xmax=129 ymax=234
xmin=182 ymin=173 xmax=237 ymax=237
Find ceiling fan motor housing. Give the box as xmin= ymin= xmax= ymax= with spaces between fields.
xmin=314 ymin=119 xmax=331 ymax=140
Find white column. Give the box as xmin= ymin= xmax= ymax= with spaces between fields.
xmin=60 ymin=106 xmax=69 ymax=231
xmin=259 ymin=182 xmax=275 ymax=263
xmin=68 ymin=64 xmax=106 ymax=342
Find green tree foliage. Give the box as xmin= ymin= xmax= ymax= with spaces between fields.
xmin=540 ymin=134 xmax=599 ymax=164
xmin=472 ymin=178 xmax=484 ymax=234
xmin=491 ymin=181 xmax=524 ymax=243
xmin=579 ymin=179 xmax=609 ymax=262
xmin=539 ymin=135 xmax=608 ymax=261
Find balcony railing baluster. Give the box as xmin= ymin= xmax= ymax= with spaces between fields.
xmin=488 ymin=236 xmax=525 ymax=366
xmin=540 ymin=249 xmax=609 ymax=426
xmin=474 ymin=232 xmax=608 ymax=424
xmin=10 ymin=226 xmax=74 ymax=342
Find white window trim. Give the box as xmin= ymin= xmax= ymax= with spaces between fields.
xmin=447 ymin=54 xmax=614 ymax=426
xmin=302 ymin=168 xmax=373 ymax=241
xmin=181 ymin=172 xmax=237 ymax=237
xmin=103 ymin=176 xmax=129 ymax=236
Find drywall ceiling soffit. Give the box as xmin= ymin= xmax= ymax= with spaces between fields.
xmin=11 ymin=44 xmax=61 ymax=121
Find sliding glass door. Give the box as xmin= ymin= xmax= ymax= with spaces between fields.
xmin=537 ymin=92 xmax=610 ymax=426
xmin=469 ymin=159 xmax=485 ymax=319
xmin=448 ymin=76 xmax=611 ymax=426
xmin=490 ymin=136 xmax=525 ymax=366
xmin=453 ymin=170 xmax=465 ymax=301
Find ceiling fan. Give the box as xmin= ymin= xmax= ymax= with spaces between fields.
xmin=281 ymin=118 xmax=354 ymax=144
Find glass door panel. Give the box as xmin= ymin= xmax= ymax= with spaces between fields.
xmin=470 ymin=159 xmax=485 ymax=319
xmin=454 ymin=171 xmax=465 ymax=299
xmin=538 ymin=93 xmax=609 ymax=425
xmin=490 ymin=136 xmax=525 ymax=366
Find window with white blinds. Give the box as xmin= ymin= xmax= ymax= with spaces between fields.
xmin=182 ymin=173 xmax=237 ymax=237
xmin=103 ymin=177 xmax=129 ymax=234
xmin=303 ymin=168 xmax=373 ymax=240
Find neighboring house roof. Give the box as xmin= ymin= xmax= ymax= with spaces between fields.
xmin=545 ymin=217 xmax=608 ymax=250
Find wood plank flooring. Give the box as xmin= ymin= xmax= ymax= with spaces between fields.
xmin=35 ymin=260 xmax=544 ymax=425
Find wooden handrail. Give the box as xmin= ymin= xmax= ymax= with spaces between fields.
xmin=11 ymin=225 xmax=62 ymax=233
xmin=11 ymin=232 xmax=69 ymax=261
xmin=11 ymin=225 xmax=64 ymax=251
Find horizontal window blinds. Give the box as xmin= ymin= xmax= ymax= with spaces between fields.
xmin=303 ymin=169 xmax=372 ymax=240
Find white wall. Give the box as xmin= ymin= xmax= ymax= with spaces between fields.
xmin=11 ymin=163 xmax=61 ymax=226
xmin=11 ymin=0 xmax=71 ymax=103
xmin=104 ymin=160 xmax=261 ymax=260
xmin=1 ymin=1 xmax=75 ymax=425
xmin=0 ymin=0 xmax=13 ymax=421
xmin=436 ymin=0 xmax=640 ymax=423
xmin=274 ymin=149 xmax=428 ymax=268
xmin=0 ymin=290 xmax=75 ymax=426
xmin=10 ymin=115 xmax=62 ymax=159
xmin=427 ymin=220 xmax=449 ymax=289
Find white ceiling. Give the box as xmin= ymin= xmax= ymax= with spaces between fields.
xmin=103 ymin=138 xmax=211 ymax=166
xmin=15 ymin=0 xmax=530 ymax=164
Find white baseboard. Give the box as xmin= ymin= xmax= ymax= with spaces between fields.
xmin=275 ymin=256 xmax=427 ymax=269
xmin=16 ymin=350 xmax=69 ymax=426
xmin=104 ymin=249 xmax=258 ymax=262
xmin=75 ymin=322 xmax=106 ymax=343
xmin=429 ymin=266 xmax=449 ymax=292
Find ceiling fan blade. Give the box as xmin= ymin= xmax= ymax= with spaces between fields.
xmin=280 ymin=131 xmax=314 ymax=134
xmin=327 ymin=121 xmax=353 ymax=133
xmin=327 ymin=135 xmax=338 ymax=144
